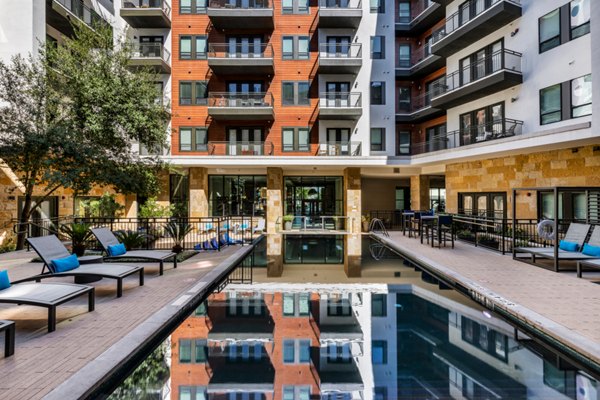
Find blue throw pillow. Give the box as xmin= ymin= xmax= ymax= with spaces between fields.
xmin=582 ymin=244 xmax=600 ymax=257
xmin=107 ymin=243 xmax=127 ymax=256
xmin=0 ymin=270 xmax=10 ymax=290
xmin=559 ymin=240 xmax=579 ymax=252
xmin=50 ymin=254 xmax=80 ymax=273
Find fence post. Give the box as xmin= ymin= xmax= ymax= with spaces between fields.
xmin=501 ymin=218 xmax=506 ymax=255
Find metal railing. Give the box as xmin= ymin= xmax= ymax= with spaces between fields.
xmin=432 ymin=0 xmax=520 ymax=43
xmin=207 ymin=0 xmax=273 ymax=9
xmin=396 ymin=91 xmax=436 ymax=114
xmin=207 ymin=43 xmax=274 ymax=59
xmin=275 ymin=216 xmax=355 ymax=233
xmin=412 ymin=118 xmax=523 ymax=155
xmin=316 ymin=142 xmax=362 ymax=156
xmin=208 ymin=92 xmax=274 ymax=107
xmin=433 ymin=49 xmax=522 ymax=98
xmin=207 ymin=141 xmax=274 ymax=156
xmin=318 ymin=43 xmax=362 ymax=58
xmin=319 ymin=92 xmax=362 ymax=108
xmin=397 ymin=0 xmax=435 ymax=24
xmin=121 ymin=0 xmax=172 ymax=16
xmin=127 ymin=42 xmax=171 ymax=62
xmin=396 ymin=45 xmax=434 ymax=69
xmin=53 ymin=0 xmax=110 ymax=30
xmin=318 ymin=0 xmax=361 ymax=9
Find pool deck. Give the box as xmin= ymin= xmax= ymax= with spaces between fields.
xmin=378 ymin=231 xmax=600 ymax=370
xmin=0 ymin=246 xmax=239 ymax=400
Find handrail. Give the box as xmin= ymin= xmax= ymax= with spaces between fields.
xmin=319 ymin=92 xmax=362 ymax=108
xmin=126 ymin=42 xmax=171 ymax=62
xmin=207 ymin=0 xmax=273 ymax=9
xmin=396 ymin=44 xmax=435 ymax=69
xmin=121 ymin=0 xmax=172 ymax=17
xmin=369 ymin=218 xmax=389 ymax=237
xmin=207 ymin=92 xmax=274 ymax=107
xmin=318 ymin=0 xmax=361 ymax=8
xmin=275 ymin=216 xmax=355 ymax=233
xmin=318 ymin=43 xmax=362 ymax=58
xmin=53 ymin=0 xmax=110 ymax=30
xmin=315 ymin=142 xmax=362 ymax=156
xmin=396 ymin=91 xmax=436 ymax=114
xmin=207 ymin=43 xmax=274 ymax=58
xmin=207 ymin=141 xmax=274 ymax=156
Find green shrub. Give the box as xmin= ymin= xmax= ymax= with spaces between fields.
xmin=114 ymin=230 xmax=148 ymax=250
xmin=139 ymin=197 xmax=173 ymax=218
xmin=80 ymin=193 xmax=124 ymax=218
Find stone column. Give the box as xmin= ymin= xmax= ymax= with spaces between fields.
xmin=266 ymin=167 xmax=283 ymax=277
xmin=189 ymin=168 xmax=209 ymax=217
xmin=124 ymin=194 xmax=138 ymax=218
xmin=410 ymin=175 xmax=430 ymax=211
xmin=344 ymin=167 xmax=361 ymax=277
xmin=156 ymin=170 xmax=171 ymax=207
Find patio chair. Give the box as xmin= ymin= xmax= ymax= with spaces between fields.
xmin=252 ymin=219 xmax=266 ymax=234
xmin=429 ymin=215 xmax=454 ymax=249
xmin=514 ymin=223 xmax=591 ymax=262
xmin=0 ymin=270 xmax=94 ymax=332
xmin=24 ymin=235 xmax=144 ymax=298
xmin=577 ymin=258 xmax=600 ymax=279
xmin=530 ymin=227 xmax=600 ymax=262
xmin=90 ymin=227 xmax=176 ymax=276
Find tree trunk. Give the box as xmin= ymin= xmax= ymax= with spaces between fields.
xmin=15 ymin=192 xmax=33 ymax=251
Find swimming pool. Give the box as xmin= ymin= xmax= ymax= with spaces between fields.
xmin=104 ymin=238 xmax=600 ymax=400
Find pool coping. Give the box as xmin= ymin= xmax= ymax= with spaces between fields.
xmin=44 ymin=240 xmax=259 ymax=400
xmin=373 ymin=233 xmax=600 ymax=375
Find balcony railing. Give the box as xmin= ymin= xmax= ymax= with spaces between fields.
xmin=319 ymin=92 xmax=362 ymax=108
xmin=208 ymin=92 xmax=274 ymax=107
xmin=53 ymin=0 xmax=109 ymax=30
xmin=207 ymin=141 xmax=274 ymax=156
xmin=396 ymin=92 xmax=435 ymax=114
xmin=319 ymin=43 xmax=362 ymax=59
xmin=397 ymin=0 xmax=435 ymax=24
xmin=207 ymin=43 xmax=273 ymax=58
xmin=276 ymin=216 xmax=356 ymax=234
xmin=127 ymin=42 xmax=171 ymax=63
xmin=208 ymin=0 xmax=273 ymax=9
xmin=432 ymin=0 xmax=520 ymax=43
xmin=316 ymin=142 xmax=362 ymax=156
xmin=122 ymin=0 xmax=172 ymax=17
xmin=412 ymin=118 xmax=524 ymax=155
xmin=432 ymin=49 xmax=522 ymax=97
xmin=318 ymin=0 xmax=361 ymax=9
xmin=396 ymin=45 xmax=434 ymax=69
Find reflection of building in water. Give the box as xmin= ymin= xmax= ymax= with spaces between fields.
xmin=168 ymin=284 xmax=599 ymax=400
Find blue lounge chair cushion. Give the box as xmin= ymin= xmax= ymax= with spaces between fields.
xmin=0 ymin=270 xmax=10 ymax=290
xmin=210 ymin=237 xmax=219 ymax=249
xmin=51 ymin=254 xmax=80 ymax=273
xmin=582 ymin=244 xmax=600 ymax=257
xmin=107 ymin=243 xmax=127 ymax=256
xmin=559 ymin=240 xmax=579 ymax=252
xmin=193 ymin=243 xmax=203 ymax=251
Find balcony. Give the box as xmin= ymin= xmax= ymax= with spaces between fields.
xmin=207 ymin=141 xmax=274 ymax=156
xmin=432 ymin=0 xmax=452 ymax=5
xmin=318 ymin=92 xmax=362 ymax=121
xmin=396 ymin=92 xmax=444 ymax=123
xmin=316 ymin=142 xmax=362 ymax=157
xmin=208 ymin=44 xmax=274 ymax=75
xmin=412 ymin=118 xmax=524 ymax=155
xmin=207 ymin=345 xmax=275 ymax=392
xmin=396 ymin=0 xmax=444 ymax=36
xmin=318 ymin=0 xmax=362 ymax=28
xmin=207 ymin=0 xmax=274 ymax=30
xmin=430 ymin=49 xmax=522 ymax=109
xmin=395 ymin=46 xmax=445 ymax=79
xmin=48 ymin=0 xmax=110 ymax=36
xmin=127 ymin=43 xmax=171 ymax=74
xmin=207 ymin=92 xmax=274 ymax=121
xmin=120 ymin=0 xmax=171 ymax=28
xmin=431 ymin=0 xmax=522 ymax=57
xmin=318 ymin=44 xmax=362 ymax=75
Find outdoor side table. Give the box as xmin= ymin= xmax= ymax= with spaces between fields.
xmin=75 ymin=255 xmax=105 ymax=284
xmin=0 ymin=320 xmax=15 ymax=357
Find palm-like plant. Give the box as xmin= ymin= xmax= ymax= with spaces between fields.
xmin=163 ymin=222 xmax=193 ymax=253
xmin=60 ymin=222 xmax=93 ymax=256
xmin=114 ymin=230 xmax=149 ymax=251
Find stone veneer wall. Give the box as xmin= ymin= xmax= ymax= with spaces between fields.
xmin=266 ymin=167 xmax=283 ymax=277
xmin=445 ymin=145 xmax=600 ymax=218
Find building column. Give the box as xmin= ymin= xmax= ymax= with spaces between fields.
xmin=344 ymin=167 xmax=361 ymax=278
xmin=189 ymin=168 xmax=208 ymax=217
xmin=266 ymin=167 xmax=283 ymax=277
xmin=124 ymin=194 xmax=137 ymax=218
xmin=410 ymin=175 xmax=430 ymax=211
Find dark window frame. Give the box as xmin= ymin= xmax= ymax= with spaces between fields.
xmin=397 ymin=130 xmax=411 ymax=155
xmin=179 ymin=35 xmax=208 ymax=60
xmin=281 ymin=81 xmax=310 ymax=106
xmin=570 ymin=74 xmax=592 ymax=119
xmin=458 ymin=191 xmax=507 ymax=218
xmin=178 ymin=339 xmax=208 ymax=364
xmin=179 ymin=81 xmax=208 ymax=106
xmin=282 ymin=36 xmax=310 ymax=60
xmin=371 ymin=36 xmax=385 ymax=59
xmin=370 ymin=127 xmax=385 ymax=151
xmin=282 ymin=127 xmax=311 ymax=152
xmin=179 ymin=126 xmax=208 ymax=152
xmin=180 ymin=0 xmax=207 ymax=14
xmin=370 ymin=81 xmax=386 ymax=105
xmin=539 ymin=83 xmax=563 ymax=125
xmin=282 ymin=0 xmax=309 ymax=14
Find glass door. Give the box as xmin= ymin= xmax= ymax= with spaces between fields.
xmin=327 ymin=128 xmax=350 ymax=155
xmin=140 ymin=36 xmax=163 ymax=57
xmin=326 ymin=36 xmax=351 ymax=57
xmin=460 ymin=113 xmax=472 ymax=145
xmin=326 ymin=82 xmax=350 ymax=107
xmin=474 ymin=49 xmax=486 ymax=80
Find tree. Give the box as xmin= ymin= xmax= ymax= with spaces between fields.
xmin=0 ymin=23 xmax=170 ymax=249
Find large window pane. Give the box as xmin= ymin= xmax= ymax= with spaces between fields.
xmin=195 ymin=81 xmax=208 ymax=105
xmin=180 ymin=82 xmax=192 ymax=105
xmin=283 ymin=340 xmax=295 ymax=363
xmin=282 ymin=37 xmax=294 ymax=59
xmin=539 ymin=9 xmax=560 ymax=52
xmin=283 ymin=293 xmax=295 ymax=315
xmin=180 ymin=128 xmax=192 ymax=151
xmin=196 ymin=36 xmax=207 ymax=58
xmin=298 ymin=37 xmax=309 ymax=59
xmin=372 ymin=294 xmax=386 ymax=316
xmin=195 ymin=129 xmax=207 ymax=151
xmin=282 ymin=128 xmax=294 ymax=152
xmin=282 ymin=82 xmax=295 ymax=105
xmin=180 ymin=36 xmax=192 ymax=59
xmin=298 ymin=82 xmax=309 ymax=105
xmin=571 ymin=74 xmax=592 ymax=118
xmin=571 ymin=0 xmax=590 ymax=39
xmin=299 ymin=340 xmax=310 ymax=363
xmin=372 ymin=340 xmax=387 ymax=364
xmin=298 ymin=128 xmax=310 ymax=152
xmin=179 ymin=339 xmax=192 ymax=363
xmin=370 ymin=82 xmax=385 ymax=105
xmin=540 ymin=84 xmax=562 ymax=124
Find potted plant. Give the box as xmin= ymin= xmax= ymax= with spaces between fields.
xmin=114 ymin=230 xmax=149 ymax=251
xmin=60 ymin=222 xmax=93 ymax=256
xmin=283 ymin=215 xmax=293 ymax=231
xmin=163 ymin=221 xmax=193 ymax=254
xmin=361 ymin=214 xmax=371 ymax=232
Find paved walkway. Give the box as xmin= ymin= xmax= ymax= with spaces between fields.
xmin=0 ymin=247 xmax=237 ymax=400
xmin=379 ymin=231 xmax=600 ymax=369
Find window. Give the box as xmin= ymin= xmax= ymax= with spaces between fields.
xmin=371 ymin=36 xmax=385 ymax=59
xmin=395 ymin=187 xmax=409 ymax=210
xmin=372 ymin=340 xmax=387 ymax=364
xmin=194 ymin=302 xmax=207 ymax=316
xmin=539 ymin=191 xmax=588 ymax=220
xmin=282 ymin=0 xmax=309 ymax=14
xmin=397 ymin=44 xmax=410 ymax=67
xmin=430 ymin=187 xmax=446 ymax=212
xmin=539 ymin=8 xmax=561 ymax=53
xmin=282 ymin=127 xmax=310 ymax=152
xmin=282 ymin=293 xmax=310 ymax=316
xmin=570 ymin=0 xmax=590 ymax=39
xmin=179 ymin=127 xmax=208 ymax=152
xmin=398 ymin=2 xmax=410 ymax=22
xmin=327 ymin=342 xmax=352 ymax=363
xmin=459 ymin=102 xmax=505 ymax=145
xmin=372 ymin=294 xmax=387 ymax=316
xmin=180 ymin=0 xmax=207 ymax=14
xmin=461 ymin=316 xmax=508 ymax=362
xmin=397 ymin=87 xmax=410 ymax=112
xmin=282 ymin=81 xmax=310 ymax=106
xmin=179 ymin=35 xmax=207 ymax=59
xmin=282 ymin=36 xmax=310 ymax=60
xmin=370 ymin=82 xmax=385 ymax=105
xmin=179 ymin=339 xmax=207 ymax=363
xmin=370 ymin=0 xmax=384 ymax=13
xmin=571 ymin=74 xmax=592 ymax=118
xmin=370 ymin=128 xmax=385 ymax=151
xmin=539 ymin=1 xmax=590 ymax=53
xmin=179 ymin=81 xmax=208 ymax=105
xmin=327 ymin=293 xmax=351 ymax=316
xmin=209 ymin=175 xmax=267 ymax=216
xmin=425 ymin=124 xmax=447 ymax=152
xmin=283 ymin=339 xmax=311 ymax=363
xmin=283 ymin=386 xmax=311 ymax=400
xmin=397 ymin=131 xmax=410 ymax=155
xmin=540 ymin=84 xmax=562 ymax=124
xmin=227 ymin=342 xmax=265 ymax=362
xmin=458 ymin=192 xmax=506 ymax=218
xmin=179 ymin=386 xmax=207 ymax=400
xmin=459 ymin=40 xmax=503 ymax=85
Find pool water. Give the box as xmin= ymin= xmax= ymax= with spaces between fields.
xmin=107 ymin=240 xmax=600 ymax=400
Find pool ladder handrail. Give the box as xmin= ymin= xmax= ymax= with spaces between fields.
xmin=369 ymin=218 xmax=389 ymax=238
